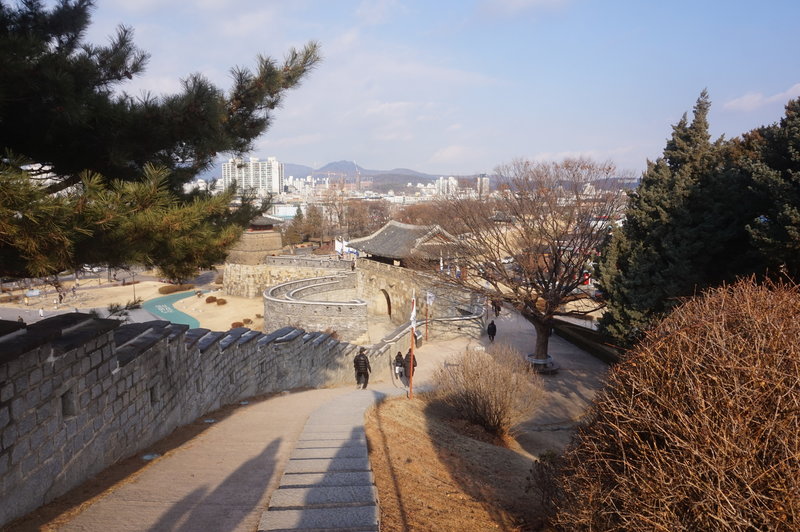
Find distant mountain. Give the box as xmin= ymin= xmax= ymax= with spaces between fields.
xmin=205 ymin=158 xmax=443 ymax=183
xmin=284 ymin=163 xmax=314 ymax=178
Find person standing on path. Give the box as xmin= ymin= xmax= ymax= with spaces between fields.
xmin=487 ymin=320 xmax=497 ymax=342
xmin=354 ymin=347 xmax=371 ymax=389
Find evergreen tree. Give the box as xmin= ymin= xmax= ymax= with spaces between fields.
xmin=0 ymin=0 xmax=319 ymax=278
xmin=599 ymin=91 xmax=722 ymax=344
xmin=304 ymin=204 xmax=324 ymax=241
xmin=0 ymin=0 xmax=320 ymax=194
xmin=0 ymin=162 xmax=243 ymax=281
xmin=746 ymin=98 xmax=800 ymax=279
xmin=284 ymin=206 xmax=305 ymax=246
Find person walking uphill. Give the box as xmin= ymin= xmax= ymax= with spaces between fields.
xmin=354 ymin=347 xmax=372 ymax=389
xmin=487 ymin=320 xmax=497 ymax=342
xmin=394 ymin=351 xmax=404 ymax=378
xmin=403 ymin=349 xmax=417 ymax=382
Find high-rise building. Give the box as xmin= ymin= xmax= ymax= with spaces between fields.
xmin=221 ymin=156 xmax=284 ymax=196
xmin=476 ymin=174 xmax=490 ymax=198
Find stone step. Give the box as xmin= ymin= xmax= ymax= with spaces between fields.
xmin=279 ymin=471 xmax=374 ymax=488
xmin=258 ymin=505 xmax=378 ymax=532
xmin=269 ymin=486 xmax=378 ymax=509
xmin=283 ymin=457 xmax=370 ymax=474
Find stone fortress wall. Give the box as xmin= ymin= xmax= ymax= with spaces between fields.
xmin=263 ymin=273 xmax=369 ymax=343
xmin=0 ymin=257 xmax=485 ymax=527
xmin=224 ymin=256 xmax=353 ymax=298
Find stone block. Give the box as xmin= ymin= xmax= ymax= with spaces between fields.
xmin=0 ymin=383 xmax=12 ymax=403
xmin=0 ymin=406 xmax=9 ymax=431
xmin=10 ymin=397 xmax=26 ymax=421
xmin=11 ymin=435 xmax=30 ymax=465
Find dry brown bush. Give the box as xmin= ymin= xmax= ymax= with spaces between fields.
xmin=554 ymin=279 xmax=800 ymax=531
xmin=205 ymin=296 xmax=217 ymax=303
xmin=431 ymin=344 xmax=543 ymax=439
xmin=242 ymin=318 xmax=252 ymax=325
xmin=216 ymin=298 xmax=227 ymax=305
xmin=157 ymin=283 xmax=194 ymax=294
xmin=230 ymin=322 xmax=244 ymax=328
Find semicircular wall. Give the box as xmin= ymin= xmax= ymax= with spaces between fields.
xmin=263 ymin=272 xmax=369 ymax=343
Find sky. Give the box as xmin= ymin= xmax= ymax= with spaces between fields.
xmin=85 ymin=0 xmax=800 ymax=177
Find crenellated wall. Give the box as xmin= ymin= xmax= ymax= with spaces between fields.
xmin=0 ymin=313 xmax=402 ymax=528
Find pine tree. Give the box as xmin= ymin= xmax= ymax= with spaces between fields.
xmin=599 ymin=91 xmax=721 ymax=344
xmin=746 ymin=98 xmax=800 ymax=279
xmin=0 ymin=0 xmax=319 ymax=278
xmin=0 ymin=0 xmax=320 ymax=194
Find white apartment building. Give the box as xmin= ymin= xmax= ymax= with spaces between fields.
xmin=221 ymin=156 xmax=284 ymax=197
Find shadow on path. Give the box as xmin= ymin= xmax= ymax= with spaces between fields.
xmin=151 ymin=438 xmax=282 ymax=532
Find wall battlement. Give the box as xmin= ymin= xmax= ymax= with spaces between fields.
xmin=0 ymin=313 xmax=391 ymax=527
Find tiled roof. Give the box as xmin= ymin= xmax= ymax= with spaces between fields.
xmin=348 ymin=220 xmax=453 ymax=260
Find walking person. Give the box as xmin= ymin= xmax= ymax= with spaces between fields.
xmin=403 ymin=348 xmax=417 ymax=383
xmin=353 ymin=347 xmax=371 ymax=390
xmin=492 ymin=299 xmax=501 ymax=317
xmin=487 ymin=320 xmax=497 ymax=342
xmin=394 ymin=351 xmax=404 ymax=379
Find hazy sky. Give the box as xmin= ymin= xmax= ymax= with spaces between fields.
xmin=85 ymin=0 xmax=800 ymax=176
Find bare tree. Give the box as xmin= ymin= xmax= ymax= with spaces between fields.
xmin=426 ymin=158 xmax=626 ymax=361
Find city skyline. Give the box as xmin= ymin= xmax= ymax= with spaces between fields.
xmin=86 ymin=0 xmax=800 ymax=177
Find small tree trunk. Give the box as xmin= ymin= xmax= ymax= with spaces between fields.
xmin=532 ymin=318 xmax=551 ymax=359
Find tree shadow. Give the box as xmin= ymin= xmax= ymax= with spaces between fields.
xmin=151 ymin=438 xmax=282 ymax=531
xmin=4 ymin=393 xmax=280 ymax=531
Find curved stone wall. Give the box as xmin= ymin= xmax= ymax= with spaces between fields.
xmin=224 ymin=256 xmax=354 ymax=298
xmin=264 ymin=273 xmax=368 ymax=343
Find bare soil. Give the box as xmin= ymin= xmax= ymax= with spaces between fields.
xmin=364 ymin=394 xmax=551 ymax=531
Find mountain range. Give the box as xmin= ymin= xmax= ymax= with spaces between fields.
xmin=283 ymin=160 xmax=439 ymax=182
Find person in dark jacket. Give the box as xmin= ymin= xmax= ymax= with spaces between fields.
xmin=487 ymin=320 xmax=497 ymax=342
xmin=404 ymin=349 xmax=417 ymax=381
xmin=394 ymin=351 xmax=404 ymax=378
xmin=354 ymin=347 xmax=371 ymax=389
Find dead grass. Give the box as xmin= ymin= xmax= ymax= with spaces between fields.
xmin=365 ymin=394 xmax=552 ymax=531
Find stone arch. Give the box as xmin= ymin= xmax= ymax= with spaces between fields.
xmin=381 ymin=289 xmax=392 ymax=317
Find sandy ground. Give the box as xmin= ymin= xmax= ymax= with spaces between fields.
xmin=172 ymin=289 xmax=264 ymax=331
xmin=0 ymin=278 xmax=266 ymax=332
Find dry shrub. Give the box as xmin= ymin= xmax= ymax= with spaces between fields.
xmin=205 ymin=296 xmax=217 ymax=303
xmin=555 ymin=279 xmax=800 ymax=531
xmin=157 ymin=283 xmax=194 ymax=294
xmin=323 ymin=327 xmax=340 ymax=340
xmin=242 ymin=318 xmax=252 ymax=325
xmin=216 ymin=298 xmax=227 ymax=305
xmin=432 ymin=344 xmax=543 ymax=439
xmin=231 ymin=322 xmax=244 ymax=328
xmin=255 ymin=313 xmax=263 ymax=319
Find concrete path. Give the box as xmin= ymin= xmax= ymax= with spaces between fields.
xmin=51 ymin=305 xmax=608 ymax=531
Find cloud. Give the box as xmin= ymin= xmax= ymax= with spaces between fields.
xmin=478 ymin=0 xmax=571 ymax=16
xmin=723 ymin=83 xmax=800 ymax=112
xmin=356 ymin=0 xmax=402 ymax=25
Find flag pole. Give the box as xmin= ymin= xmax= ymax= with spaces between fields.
xmin=409 ymin=289 xmax=416 ymax=399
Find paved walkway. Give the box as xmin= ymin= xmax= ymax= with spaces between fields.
xmin=51 ymin=306 xmax=608 ymax=531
